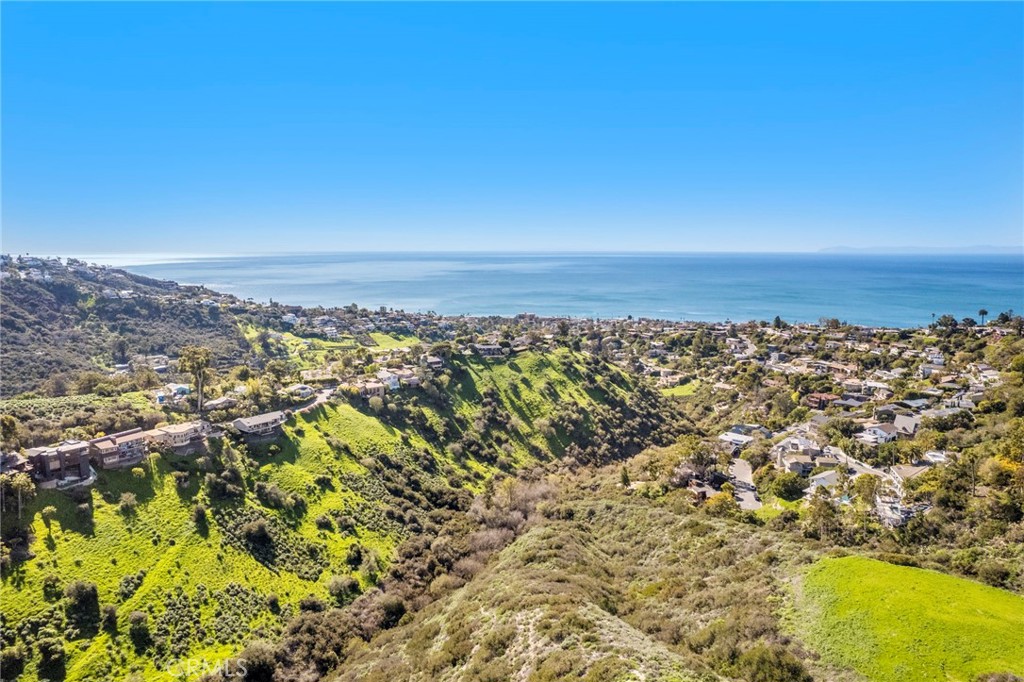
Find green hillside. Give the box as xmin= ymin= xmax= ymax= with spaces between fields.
xmin=0 ymin=350 xmax=678 ymax=682
xmin=796 ymin=555 xmax=1024 ymax=682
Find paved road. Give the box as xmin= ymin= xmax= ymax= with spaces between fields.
xmin=729 ymin=458 xmax=762 ymax=510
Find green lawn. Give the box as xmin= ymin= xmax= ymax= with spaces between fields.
xmin=367 ymin=332 xmax=421 ymax=350
xmin=796 ymin=556 xmax=1024 ymax=682
xmin=660 ymin=381 xmax=699 ymax=397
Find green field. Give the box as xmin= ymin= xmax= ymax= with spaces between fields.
xmin=797 ymin=556 xmax=1024 ymax=682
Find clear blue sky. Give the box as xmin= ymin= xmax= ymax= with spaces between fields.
xmin=2 ymin=2 xmax=1022 ymax=254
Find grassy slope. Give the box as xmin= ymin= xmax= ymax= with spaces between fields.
xmin=661 ymin=381 xmax=700 ymax=398
xmin=368 ymin=332 xmax=421 ymax=350
xmin=1 ymin=350 xmax=620 ymax=682
xmin=796 ymin=556 xmax=1024 ymax=682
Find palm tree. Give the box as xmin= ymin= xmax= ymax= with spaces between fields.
xmin=978 ymin=308 xmax=988 ymax=325
xmin=178 ymin=345 xmax=213 ymax=413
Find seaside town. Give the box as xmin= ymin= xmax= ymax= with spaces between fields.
xmin=3 ymin=254 xmax=1021 ymax=533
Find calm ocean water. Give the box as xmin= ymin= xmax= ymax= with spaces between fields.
xmin=114 ymin=253 xmax=1023 ymax=328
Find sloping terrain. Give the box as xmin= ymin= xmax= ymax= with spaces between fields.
xmin=0 ymin=352 xmax=677 ymax=682
xmin=332 ymin=472 xmax=851 ymax=682
xmin=796 ymin=556 xmax=1024 ymax=682
xmin=0 ymin=274 xmax=249 ymax=397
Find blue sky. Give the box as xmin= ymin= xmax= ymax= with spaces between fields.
xmin=2 ymin=2 xmax=1022 ymax=254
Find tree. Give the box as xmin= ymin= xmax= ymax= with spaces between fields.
xmin=676 ymin=435 xmax=716 ymax=478
xmin=112 ymin=337 xmax=130 ymax=363
xmin=769 ymin=472 xmax=807 ymax=501
xmin=978 ymin=308 xmax=988 ymax=325
xmin=852 ymin=473 xmax=881 ymax=503
xmin=1 ymin=472 xmax=36 ymax=521
xmin=0 ymin=414 xmax=19 ymax=449
xmin=804 ymin=487 xmax=840 ymax=540
xmin=178 ymin=345 xmax=213 ymax=412
xmin=41 ymin=505 xmax=58 ymax=530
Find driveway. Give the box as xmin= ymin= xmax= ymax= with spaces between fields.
xmin=296 ymin=388 xmax=334 ymax=414
xmin=729 ymin=457 xmax=762 ymax=510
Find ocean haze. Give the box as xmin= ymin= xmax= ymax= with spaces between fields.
xmin=112 ymin=252 xmax=1024 ymax=328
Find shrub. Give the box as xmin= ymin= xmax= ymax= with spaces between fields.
xmin=315 ymin=514 xmax=335 ymax=531
xmin=242 ymin=519 xmax=272 ymax=546
xmin=378 ymin=595 xmax=406 ymax=629
xmin=64 ymin=580 xmax=100 ymax=634
xmin=327 ymin=575 xmax=360 ymax=606
xmin=119 ymin=492 xmax=138 ymax=514
xmin=101 ymin=604 xmax=118 ymax=631
xmin=978 ymin=561 xmax=1011 ymax=587
xmin=0 ymin=642 xmax=26 ymax=679
xmin=299 ymin=595 xmax=326 ymax=612
xmin=42 ymin=573 xmax=63 ymax=601
xmin=735 ymin=644 xmax=812 ymax=682
xmin=238 ymin=640 xmax=278 ymax=682
xmin=128 ymin=610 xmax=150 ymax=650
xmin=131 ymin=467 xmax=146 ymax=479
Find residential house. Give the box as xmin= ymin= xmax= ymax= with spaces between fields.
xmin=283 ymin=384 xmax=315 ymax=399
xmin=890 ymin=464 xmax=930 ymax=498
xmin=779 ymin=453 xmax=815 ymax=476
xmin=893 ymin=414 xmax=921 ymax=439
xmin=164 ymin=383 xmax=191 ymax=397
xmin=204 ymin=395 xmax=238 ymax=411
xmin=472 ymin=344 xmax=505 ymax=358
xmin=360 ymin=382 xmax=386 ymax=399
xmin=0 ymin=451 xmax=31 ymax=475
xmin=89 ymin=428 xmax=149 ymax=469
xmin=376 ymin=370 xmax=401 ymax=391
xmin=422 ymin=355 xmax=444 ymax=370
xmin=26 ymin=440 xmax=95 ymax=489
xmin=717 ymin=432 xmax=754 ymax=450
xmin=805 ymin=470 xmax=841 ymax=496
xmin=145 ymin=421 xmax=209 ymax=448
xmin=803 ymin=392 xmax=840 ymax=410
xmin=858 ymin=423 xmax=898 ymax=445
xmin=233 ymin=411 xmax=287 ymax=437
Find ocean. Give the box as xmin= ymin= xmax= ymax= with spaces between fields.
xmin=110 ymin=252 xmax=1023 ymax=328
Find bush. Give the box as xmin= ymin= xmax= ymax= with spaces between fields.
xmin=242 ymin=519 xmax=272 ymax=546
xmin=119 ymin=492 xmax=138 ymax=514
xmin=327 ymin=575 xmax=360 ymax=606
xmin=735 ymin=644 xmax=812 ymax=682
xmin=378 ymin=595 xmax=406 ymax=629
xmin=131 ymin=467 xmax=147 ymax=479
xmin=128 ymin=610 xmax=151 ymax=650
xmin=238 ymin=640 xmax=278 ymax=682
xmin=299 ymin=595 xmax=326 ymax=612
xmin=0 ymin=642 xmax=26 ymax=679
xmin=36 ymin=635 xmax=65 ymax=677
xmin=42 ymin=573 xmax=63 ymax=601
xmin=64 ymin=580 xmax=100 ymax=634
xmin=978 ymin=561 xmax=1011 ymax=587
xmin=101 ymin=604 xmax=118 ymax=631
